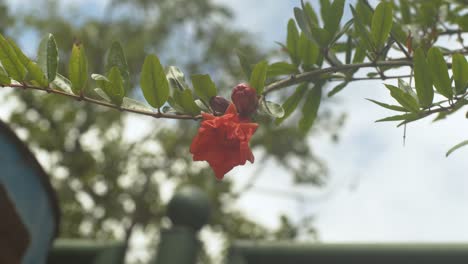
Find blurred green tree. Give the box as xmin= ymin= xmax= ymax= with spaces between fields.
xmin=0 ymin=0 xmax=340 ymax=262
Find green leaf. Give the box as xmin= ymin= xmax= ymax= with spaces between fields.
xmin=366 ymin=98 xmax=408 ymax=112
xmin=38 ymin=33 xmax=58 ymax=83
xmin=371 ymin=2 xmax=393 ymax=51
xmin=52 ymin=73 xmax=72 ymax=93
xmin=166 ymin=66 xmax=188 ymax=91
xmin=275 ymin=83 xmax=307 ymax=125
xmin=385 ymin=84 xmax=420 ymax=112
xmin=298 ymin=33 xmax=319 ymax=70
xmin=327 ymin=82 xmax=348 ymax=97
xmin=400 ymin=0 xmax=411 ymax=24
xmin=172 ymin=89 xmax=200 ymax=115
xmin=446 ymin=140 xmax=468 ymax=157
xmin=0 ymin=66 xmax=10 ymax=84
xmin=375 ymin=112 xmax=421 ymax=122
xmin=140 ymin=54 xmax=170 ymax=109
xmin=94 ymin=88 xmax=111 ymax=102
xmin=303 ymin=2 xmax=319 ymax=26
xmin=324 ymin=0 xmax=345 ymax=36
xmin=309 ymin=26 xmax=331 ymax=47
xmin=69 ymin=42 xmax=88 ymax=95
xmin=191 ymin=74 xmax=217 ymax=103
xmin=350 ymin=5 xmax=374 ymax=53
xmin=260 ymin=100 xmax=285 ymax=118
xmin=236 ymin=49 xmax=253 ymax=80
xmin=122 ymin=97 xmax=154 ymax=112
xmin=0 ymin=33 xmax=26 ymax=81
xmin=105 ymin=66 xmax=125 ymax=105
xmin=287 ymin=19 xmax=300 ymax=65
xmin=267 ymin=62 xmax=298 ymax=77
xmin=299 ymin=84 xmax=322 ymax=134
xmin=106 ymin=41 xmax=130 ymax=91
xmin=413 ymin=48 xmax=434 ymax=108
xmin=249 ymin=60 xmax=268 ymax=94
xmin=294 ymin=7 xmax=313 ymax=40
xmin=7 ymin=38 xmax=48 ymax=86
xmin=427 ymin=47 xmax=453 ymax=99
xmin=452 ymin=54 xmax=468 ymax=95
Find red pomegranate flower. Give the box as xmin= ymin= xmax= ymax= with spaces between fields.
xmin=190 ymin=103 xmax=258 ymax=179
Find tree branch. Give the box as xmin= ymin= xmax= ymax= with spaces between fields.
xmin=0 ymin=83 xmax=202 ymax=120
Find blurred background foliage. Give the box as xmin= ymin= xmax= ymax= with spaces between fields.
xmin=0 ymin=0 xmax=343 ymax=262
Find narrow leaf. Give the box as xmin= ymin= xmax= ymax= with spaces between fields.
xmin=299 ymin=84 xmax=322 ymax=134
xmin=249 ymin=60 xmax=268 ymax=94
xmin=328 ymin=82 xmax=348 ymax=97
xmin=298 ymin=33 xmax=319 ymax=70
xmin=413 ymin=48 xmax=434 ymax=108
xmin=140 ymin=55 xmax=170 ymax=109
xmin=371 ymin=2 xmax=393 ymax=51
xmin=276 ymin=83 xmax=307 ymax=125
xmin=106 ymin=66 xmax=125 ymax=105
xmin=385 ymin=84 xmax=419 ymax=112
xmin=69 ymin=42 xmax=88 ymax=95
xmin=267 ymin=62 xmax=298 ymax=77
xmin=324 ymin=0 xmax=345 ymax=36
xmin=38 ymin=34 xmax=58 ymax=83
xmin=52 ymin=73 xmax=72 ymax=93
xmin=106 ymin=41 xmax=130 ymax=90
xmin=446 ymin=140 xmax=468 ymax=157
xmin=287 ymin=19 xmax=300 ymax=65
xmin=452 ymin=54 xmax=468 ymax=95
xmin=375 ymin=112 xmax=421 ymax=122
xmin=427 ymin=47 xmax=453 ymax=99
xmin=366 ymin=98 xmax=408 ymax=112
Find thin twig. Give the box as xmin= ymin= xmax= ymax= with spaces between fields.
xmin=0 ymin=83 xmax=202 ymax=120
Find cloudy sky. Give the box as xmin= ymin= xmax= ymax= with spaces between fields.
xmin=3 ymin=0 xmax=468 ymax=245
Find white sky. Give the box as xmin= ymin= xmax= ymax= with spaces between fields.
xmin=3 ymin=0 xmax=468 ymax=248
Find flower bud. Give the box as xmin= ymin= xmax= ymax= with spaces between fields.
xmin=209 ymin=96 xmax=230 ymax=115
xmin=231 ymin=83 xmax=258 ymax=117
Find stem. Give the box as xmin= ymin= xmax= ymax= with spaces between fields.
xmin=0 ymin=83 xmax=202 ymax=120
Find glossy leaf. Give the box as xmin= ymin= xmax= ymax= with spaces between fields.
xmin=106 ymin=41 xmax=130 ymax=90
xmin=413 ymin=48 xmax=433 ymax=108
xmin=427 ymin=47 xmax=452 ymax=99
xmin=371 ymin=2 xmax=393 ymax=51
xmin=166 ymin=66 xmax=188 ymax=91
xmin=299 ymin=84 xmax=322 ymax=134
xmin=0 ymin=33 xmax=26 ymax=81
xmin=385 ymin=84 xmax=419 ymax=112
xmin=191 ymin=74 xmax=217 ymax=103
xmin=52 ymin=73 xmax=73 ymax=93
xmin=275 ymin=83 xmax=307 ymax=125
xmin=446 ymin=140 xmax=468 ymax=157
xmin=260 ymin=100 xmax=285 ymax=118
xmin=287 ymin=19 xmax=300 ymax=65
xmin=249 ymin=60 xmax=268 ymax=94
xmin=69 ymin=42 xmax=88 ymax=95
xmin=38 ymin=34 xmax=58 ymax=83
xmin=452 ymin=54 xmax=468 ymax=95
xmin=366 ymin=98 xmax=407 ymax=112
xmin=140 ymin=55 xmax=170 ymax=109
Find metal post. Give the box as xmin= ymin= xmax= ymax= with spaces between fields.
xmin=153 ymin=186 xmax=211 ymax=264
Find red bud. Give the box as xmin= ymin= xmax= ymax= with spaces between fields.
xmin=231 ymin=83 xmax=258 ymax=117
xmin=209 ymin=96 xmax=230 ymax=115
